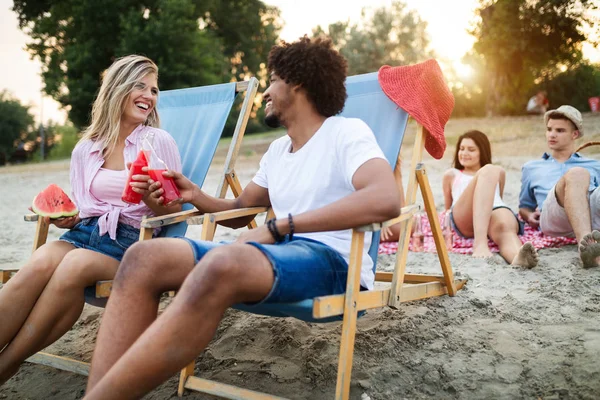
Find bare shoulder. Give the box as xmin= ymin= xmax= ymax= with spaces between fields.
xmin=443 ymin=168 xmax=457 ymax=180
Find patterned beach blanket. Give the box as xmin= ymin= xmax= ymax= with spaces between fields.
xmin=378 ymin=210 xmax=578 ymax=255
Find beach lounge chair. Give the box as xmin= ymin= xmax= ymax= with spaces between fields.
xmin=0 ymin=78 xmax=259 ymax=375
xmin=174 ymin=68 xmax=468 ymax=399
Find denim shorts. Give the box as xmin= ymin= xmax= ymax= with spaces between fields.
xmin=179 ymin=236 xmax=363 ymax=305
xmin=450 ymin=205 xmax=525 ymax=238
xmin=59 ymin=216 xmax=140 ymax=261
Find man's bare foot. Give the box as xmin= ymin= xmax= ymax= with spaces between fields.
xmin=579 ymin=230 xmax=600 ymax=268
xmin=472 ymin=243 xmax=492 ymax=258
xmin=511 ymin=242 xmax=539 ymax=269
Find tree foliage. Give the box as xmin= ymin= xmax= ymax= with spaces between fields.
xmin=13 ymin=0 xmax=281 ymax=128
xmin=312 ymin=1 xmax=432 ymax=75
xmin=471 ymin=0 xmax=599 ymax=115
xmin=537 ymin=62 xmax=600 ymax=112
xmin=0 ymin=91 xmax=34 ymax=162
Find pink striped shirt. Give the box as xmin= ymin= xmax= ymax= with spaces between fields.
xmin=70 ymin=124 xmax=182 ymax=240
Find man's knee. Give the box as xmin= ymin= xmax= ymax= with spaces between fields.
xmin=113 ymin=240 xmax=166 ymax=291
xmin=180 ymin=246 xmax=245 ymax=305
xmin=564 ymin=167 xmax=590 ymax=184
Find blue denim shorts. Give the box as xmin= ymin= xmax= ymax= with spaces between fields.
xmin=59 ymin=216 xmax=140 ymax=261
xmin=179 ymin=236 xmax=362 ymax=305
xmin=450 ymin=205 xmax=525 ymax=238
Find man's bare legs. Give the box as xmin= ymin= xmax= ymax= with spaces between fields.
xmin=0 ymin=249 xmax=118 ymax=384
xmin=452 ymin=164 xmax=505 ymax=258
xmin=86 ymin=239 xmax=274 ymax=400
xmin=553 ymin=167 xmax=600 ymax=267
xmin=487 ymin=208 xmax=538 ymax=268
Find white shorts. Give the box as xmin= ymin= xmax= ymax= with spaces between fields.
xmin=540 ymin=185 xmax=600 ymax=237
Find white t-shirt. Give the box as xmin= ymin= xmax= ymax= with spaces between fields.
xmin=252 ymin=116 xmax=387 ymax=289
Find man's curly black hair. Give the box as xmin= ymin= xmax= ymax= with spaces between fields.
xmin=267 ymin=36 xmax=348 ymax=117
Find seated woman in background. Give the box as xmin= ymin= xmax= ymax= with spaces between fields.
xmin=443 ymin=130 xmax=538 ymax=267
xmin=0 ymin=55 xmax=182 ymax=385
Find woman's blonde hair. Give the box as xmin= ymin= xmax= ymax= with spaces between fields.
xmin=80 ymin=55 xmax=160 ymax=156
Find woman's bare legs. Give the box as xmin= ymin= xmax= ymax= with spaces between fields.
xmin=451 ymin=164 xmax=505 ymax=258
xmin=487 ymin=208 xmax=538 ymax=268
xmin=0 ymin=241 xmax=75 ymax=351
xmin=0 ymin=249 xmax=119 ymax=384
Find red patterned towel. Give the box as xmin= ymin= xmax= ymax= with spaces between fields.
xmin=378 ymin=210 xmax=577 ymax=255
xmin=378 ymin=60 xmax=454 ymax=160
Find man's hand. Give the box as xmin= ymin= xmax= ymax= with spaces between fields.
xmin=235 ymin=225 xmax=276 ymax=245
xmin=147 ymin=170 xmax=198 ymax=206
xmin=526 ymin=210 xmax=541 ymax=229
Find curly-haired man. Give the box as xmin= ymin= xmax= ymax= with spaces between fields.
xmin=85 ymin=36 xmax=400 ymax=399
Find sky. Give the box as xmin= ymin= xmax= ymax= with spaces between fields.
xmin=0 ymin=0 xmax=598 ymax=125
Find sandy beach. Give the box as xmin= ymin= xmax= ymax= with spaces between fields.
xmin=2 ymin=113 xmax=600 ymax=399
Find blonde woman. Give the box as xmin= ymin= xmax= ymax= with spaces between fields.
xmin=0 ymin=55 xmax=181 ymax=384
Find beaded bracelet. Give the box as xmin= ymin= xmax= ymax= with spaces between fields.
xmin=288 ymin=213 xmax=295 ymax=240
xmin=266 ymin=218 xmax=285 ymax=242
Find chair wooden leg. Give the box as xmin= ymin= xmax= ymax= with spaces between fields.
xmin=32 ymin=216 xmax=50 ymax=252
xmin=201 ymin=214 xmax=217 ymax=241
xmin=226 ymin=170 xmax=258 ymax=229
xmin=416 ymin=165 xmax=456 ymax=296
xmin=335 ymin=231 xmax=364 ymax=400
xmin=139 ymin=216 xmax=153 ymax=241
xmin=178 ymin=361 xmax=195 ymax=397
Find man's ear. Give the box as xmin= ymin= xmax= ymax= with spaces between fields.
xmin=573 ymin=130 xmax=580 ymax=140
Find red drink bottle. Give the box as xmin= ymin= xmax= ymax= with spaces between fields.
xmin=121 ymin=150 xmax=148 ymax=204
xmin=147 ymin=169 xmax=182 ymax=205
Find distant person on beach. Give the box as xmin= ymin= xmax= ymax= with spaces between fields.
xmin=519 ymin=105 xmax=600 ymax=268
xmin=526 ymin=90 xmax=549 ymax=115
xmin=442 ymin=130 xmax=538 ymax=268
xmin=84 ymin=36 xmax=400 ymax=399
xmin=0 ymin=55 xmax=181 ymax=386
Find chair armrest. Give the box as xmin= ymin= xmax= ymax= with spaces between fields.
xmin=188 ymin=207 xmax=269 ymax=225
xmin=24 ymin=213 xmax=39 ymax=222
xmin=355 ymin=204 xmax=421 ymax=232
xmin=140 ymin=209 xmax=205 ymax=229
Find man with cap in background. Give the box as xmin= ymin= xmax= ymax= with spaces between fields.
xmin=519 ymin=105 xmax=600 ymax=268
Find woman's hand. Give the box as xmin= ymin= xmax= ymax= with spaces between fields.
xmin=51 ymin=214 xmax=81 ymax=230
xmin=147 ymin=170 xmax=198 ymax=206
xmin=128 ymin=164 xmax=152 ymax=198
xmin=381 ymin=226 xmax=393 ymax=242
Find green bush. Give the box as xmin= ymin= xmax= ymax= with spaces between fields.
xmin=537 ymin=63 xmax=600 ymax=112
xmin=48 ymin=124 xmax=80 ymax=160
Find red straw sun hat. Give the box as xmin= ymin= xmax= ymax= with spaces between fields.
xmin=378 ymin=59 xmax=454 ymax=159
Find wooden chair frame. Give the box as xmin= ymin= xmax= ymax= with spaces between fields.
xmin=174 ymin=125 xmax=467 ymax=400
xmin=0 ymin=78 xmax=259 ymax=376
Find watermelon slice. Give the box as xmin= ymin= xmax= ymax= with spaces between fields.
xmin=32 ymin=184 xmax=78 ymax=219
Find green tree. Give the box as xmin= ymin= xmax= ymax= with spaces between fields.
xmin=537 ymin=62 xmax=600 ymax=112
xmin=13 ymin=0 xmax=281 ymax=128
xmin=470 ymin=0 xmax=599 ymax=115
xmin=312 ymin=1 xmax=432 ymax=75
xmin=0 ymin=91 xmax=34 ymax=163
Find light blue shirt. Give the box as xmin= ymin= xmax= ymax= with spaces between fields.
xmin=519 ymin=152 xmax=600 ymax=211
